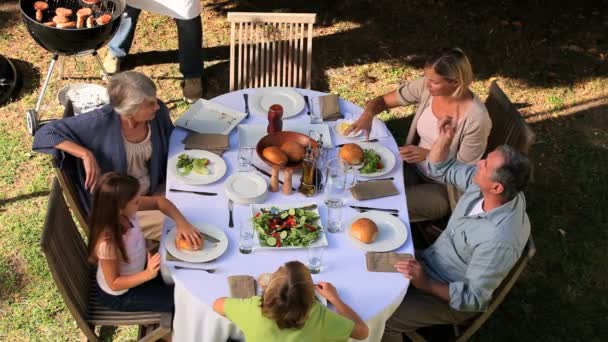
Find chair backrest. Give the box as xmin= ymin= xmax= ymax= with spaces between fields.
xmin=455 ymin=237 xmax=537 ymax=341
xmin=227 ymin=12 xmax=316 ymax=91
xmin=484 ymin=81 xmax=536 ymax=155
xmin=54 ymin=99 xmax=90 ymax=236
xmin=41 ymin=179 xmax=93 ymax=333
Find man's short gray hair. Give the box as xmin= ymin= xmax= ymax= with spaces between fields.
xmin=108 ymin=71 xmax=157 ymax=116
xmin=491 ymin=145 xmax=531 ymax=201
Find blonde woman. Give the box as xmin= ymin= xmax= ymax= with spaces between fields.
xmin=213 ymin=261 xmax=369 ymax=341
xmin=347 ymin=48 xmax=492 ymax=222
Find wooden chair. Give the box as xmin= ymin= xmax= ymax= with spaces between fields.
xmin=484 ymin=80 xmax=536 ymax=155
xmin=406 ymin=237 xmax=537 ymax=342
xmin=40 ymin=179 xmax=172 ymax=342
xmin=227 ymin=12 xmax=316 ymax=91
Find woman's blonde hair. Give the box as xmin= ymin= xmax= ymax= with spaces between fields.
xmin=425 ymin=47 xmax=473 ymax=97
xmin=260 ymin=261 xmax=315 ymax=329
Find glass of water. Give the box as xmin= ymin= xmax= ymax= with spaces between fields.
xmin=237 ymin=146 xmax=253 ymax=172
xmin=310 ymin=98 xmax=323 ymax=124
xmin=323 ymin=158 xmax=357 ymax=233
xmin=307 ymin=245 xmax=325 ymax=274
xmin=239 ymin=220 xmax=254 ymax=254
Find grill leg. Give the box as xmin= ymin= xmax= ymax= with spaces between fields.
xmin=35 ymin=54 xmax=59 ymax=113
xmin=92 ymin=51 xmax=111 ymax=81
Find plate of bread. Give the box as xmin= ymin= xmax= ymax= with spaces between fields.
xmin=339 ymin=142 xmax=396 ymax=178
xmin=166 ymin=223 xmax=228 ymax=263
xmin=345 ymin=212 xmax=407 ymax=252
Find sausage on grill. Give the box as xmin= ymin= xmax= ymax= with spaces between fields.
xmin=95 ymin=14 xmax=112 ymax=25
xmin=52 ymin=15 xmax=70 ymax=24
xmin=55 ymin=7 xmax=73 ymax=17
xmin=57 ymin=21 xmax=77 ymax=29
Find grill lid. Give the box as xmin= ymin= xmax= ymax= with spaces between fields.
xmin=0 ymin=54 xmax=19 ymax=106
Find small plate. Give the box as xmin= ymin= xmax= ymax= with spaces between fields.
xmin=166 ymin=223 xmax=228 ymax=263
xmin=168 ymin=150 xmax=227 ymax=185
xmin=224 ymin=172 xmax=268 ymax=204
xmin=355 ymin=142 xmax=397 ymax=178
xmin=345 ymin=211 xmax=408 ymax=252
xmin=250 ymin=203 xmax=329 ymax=249
xmin=250 ymin=87 xmax=305 ymax=118
xmin=334 ymin=119 xmax=363 ymax=138
xmin=175 ymin=99 xmax=247 ymax=135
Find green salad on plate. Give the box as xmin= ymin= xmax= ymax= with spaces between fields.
xmin=253 ymin=207 xmax=322 ymax=247
xmin=177 ymin=153 xmax=211 ymax=176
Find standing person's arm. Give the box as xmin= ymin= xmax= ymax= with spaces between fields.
xmin=315 ymin=282 xmax=369 ymax=340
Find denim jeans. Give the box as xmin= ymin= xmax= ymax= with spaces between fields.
xmin=97 ymin=274 xmax=174 ymax=312
xmin=108 ymin=6 xmax=203 ymax=78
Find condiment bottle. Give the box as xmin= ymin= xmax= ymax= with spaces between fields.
xmin=298 ymin=142 xmax=317 ymax=197
xmin=267 ymin=104 xmax=283 ymax=134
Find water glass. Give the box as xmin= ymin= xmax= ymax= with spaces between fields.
xmin=310 ymin=98 xmax=323 ymax=124
xmin=323 ymin=158 xmax=357 ymax=233
xmin=237 ymin=147 xmax=253 ymax=172
xmin=307 ymin=245 xmax=325 ymax=274
xmin=239 ymin=221 xmax=254 ymax=254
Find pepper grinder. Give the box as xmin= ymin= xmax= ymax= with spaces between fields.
xmin=269 ymin=166 xmax=280 ymax=192
xmin=283 ymin=168 xmax=294 ymax=195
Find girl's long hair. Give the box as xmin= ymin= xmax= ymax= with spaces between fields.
xmin=87 ymin=172 xmax=140 ymax=264
xmin=260 ymin=261 xmax=315 ymax=329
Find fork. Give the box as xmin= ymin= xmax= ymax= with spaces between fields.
xmin=228 ymin=199 xmax=234 ymax=228
xmin=174 ymin=265 xmax=217 ymax=273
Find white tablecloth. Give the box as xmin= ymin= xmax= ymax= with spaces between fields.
xmin=160 ymin=88 xmax=414 ymax=342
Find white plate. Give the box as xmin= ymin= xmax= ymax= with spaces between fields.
xmin=175 ymin=99 xmax=247 ymax=135
xmin=345 ymin=212 xmax=408 ymax=252
xmin=57 ymin=83 xmax=109 ymax=114
xmin=224 ymin=172 xmax=268 ymax=204
xmin=166 ymin=223 xmax=228 ymax=263
xmin=250 ymin=203 xmax=329 ymax=249
xmin=355 ymin=142 xmax=397 ymax=178
xmin=238 ymin=123 xmax=333 ymax=148
xmin=334 ymin=119 xmax=363 ymax=138
xmin=168 ymin=150 xmax=227 ymax=185
xmin=250 ymin=87 xmax=305 ymax=118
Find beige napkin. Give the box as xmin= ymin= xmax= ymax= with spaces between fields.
xmin=366 ymin=252 xmax=413 ymax=272
xmin=228 ymin=275 xmax=256 ymax=298
xmin=183 ymin=133 xmax=229 ymax=155
xmin=350 ymin=179 xmax=399 ymax=200
xmin=319 ymin=94 xmax=343 ymax=121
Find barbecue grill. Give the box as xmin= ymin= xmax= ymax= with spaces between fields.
xmin=19 ymin=0 xmax=126 ymax=135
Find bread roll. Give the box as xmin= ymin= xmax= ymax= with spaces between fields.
xmin=339 ymin=143 xmax=364 ymax=165
xmin=350 ymin=218 xmax=378 ymax=244
xmin=263 ymin=146 xmax=288 ymax=166
xmin=176 ymin=235 xmax=203 ymax=251
xmin=280 ymin=141 xmax=305 ymax=163
xmin=258 ymin=273 xmax=272 ymax=290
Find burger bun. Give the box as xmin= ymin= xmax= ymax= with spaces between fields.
xmin=262 ymin=146 xmax=288 ymax=166
xmin=280 ymin=141 xmax=306 ymax=163
xmin=339 ymin=143 xmax=364 ymax=165
xmin=176 ymin=235 xmax=203 ymax=251
xmin=350 ymin=218 xmax=378 ymax=244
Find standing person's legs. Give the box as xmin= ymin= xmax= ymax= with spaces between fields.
xmin=105 ymin=6 xmax=142 ymax=72
xmin=381 ymin=288 xmax=477 ymax=342
xmin=175 ymin=15 xmax=203 ymax=102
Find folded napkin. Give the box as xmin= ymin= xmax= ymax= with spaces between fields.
xmin=228 ymin=275 xmax=256 ymax=298
xmin=350 ymin=179 xmax=399 ymax=200
xmin=319 ymin=94 xmax=343 ymax=121
xmin=183 ymin=133 xmax=229 ymax=155
xmin=366 ymin=252 xmax=413 ymax=272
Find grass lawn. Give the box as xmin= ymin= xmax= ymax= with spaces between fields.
xmin=1 ymin=0 xmax=607 ymax=340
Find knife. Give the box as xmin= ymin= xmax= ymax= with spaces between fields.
xmin=337 ymin=139 xmax=378 ymax=147
xmin=243 ymin=93 xmax=250 ymax=118
xmin=304 ymin=95 xmax=311 ymax=115
xmin=228 ymin=199 xmax=234 ymax=228
xmin=200 ymin=232 xmax=220 ymax=243
xmin=251 ymin=164 xmax=296 ymax=191
xmin=349 ymin=205 xmax=399 ymax=213
xmin=357 ymin=208 xmax=399 ymax=217
xmin=169 ymin=188 xmax=218 ymax=196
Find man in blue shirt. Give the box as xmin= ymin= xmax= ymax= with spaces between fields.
xmin=382 ymin=117 xmax=531 ymax=341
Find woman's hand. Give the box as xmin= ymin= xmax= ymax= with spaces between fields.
xmin=176 ymin=222 xmax=203 ymax=249
xmin=145 ymin=252 xmax=161 ymax=279
xmin=82 ymin=151 xmax=101 ymax=190
xmin=344 ymin=111 xmax=374 ymax=141
xmin=315 ymin=282 xmax=340 ymax=304
xmin=399 ymin=145 xmax=429 ymax=163
xmin=394 ymin=259 xmax=431 ymax=291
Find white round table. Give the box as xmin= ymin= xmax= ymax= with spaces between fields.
xmin=160 ymin=88 xmax=414 ymax=342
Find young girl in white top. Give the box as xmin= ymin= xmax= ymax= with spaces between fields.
xmin=88 ymin=172 xmax=202 ymax=312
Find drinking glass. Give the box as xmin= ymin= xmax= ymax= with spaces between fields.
xmin=307 ymin=245 xmax=325 ymax=274
xmin=323 ymin=158 xmax=357 ymax=233
xmin=237 ymin=146 xmax=253 ymax=172
xmin=310 ymin=98 xmax=323 ymax=124
xmin=239 ymin=220 xmax=254 ymax=254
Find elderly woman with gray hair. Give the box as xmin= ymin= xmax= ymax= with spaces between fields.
xmin=33 ymin=71 xmax=178 ymax=240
